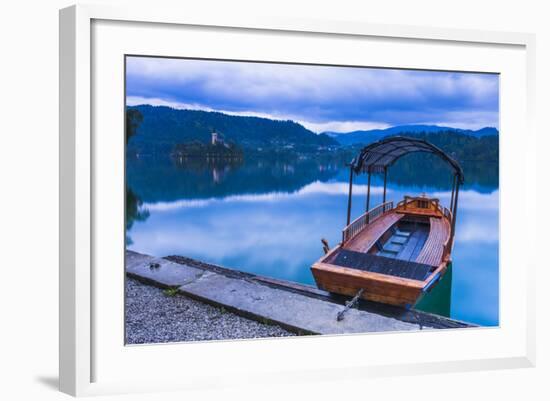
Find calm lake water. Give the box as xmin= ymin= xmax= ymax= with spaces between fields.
xmin=126 ymin=155 xmax=499 ymax=326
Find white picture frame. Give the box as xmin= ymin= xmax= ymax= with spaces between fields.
xmin=59 ymin=4 xmax=536 ymax=397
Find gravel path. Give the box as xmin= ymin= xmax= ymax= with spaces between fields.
xmin=126 ymin=278 xmax=296 ymax=344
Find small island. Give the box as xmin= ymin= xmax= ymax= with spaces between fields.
xmin=172 ymin=131 xmax=244 ymax=161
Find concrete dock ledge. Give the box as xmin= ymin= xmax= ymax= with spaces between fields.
xmin=126 ymin=250 xmax=474 ymax=335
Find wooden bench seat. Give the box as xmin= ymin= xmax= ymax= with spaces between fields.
xmin=415 ymin=217 xmax=450 ymax=267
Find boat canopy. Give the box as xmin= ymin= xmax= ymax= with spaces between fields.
xmin=352 ymin=136 xmax=464 ymax=184
xmin=345 ymin=136 xmax=464 ymax=238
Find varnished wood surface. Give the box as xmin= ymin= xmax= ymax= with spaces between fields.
xmin=395 ymin=208 xmax=442 ymax=218
xmin=395 ymin=197 xmax=444 ymax=219
xmin=415 ymin=217 xmax=451 ymax=266
xmin=311 ymin=262 xmax=423 ymax=307
xmin=343 ymin=211 xmax=403 ymax=253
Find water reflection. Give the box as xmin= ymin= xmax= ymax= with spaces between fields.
xmin=126 ymin=157 xmax=499 ymax=326
xmin=126 ymin=156 xmax=342 ymax=203
xmin=125 ymin=187 xmax=149 ymax=245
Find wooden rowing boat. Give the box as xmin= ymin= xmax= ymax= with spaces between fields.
xmin=311 ymin=137 xmax=463 ymax=308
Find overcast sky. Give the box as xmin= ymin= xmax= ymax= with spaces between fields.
xmin=126 ymin=56 xmax=499 ymax=133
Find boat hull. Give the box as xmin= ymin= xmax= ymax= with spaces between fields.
xmin=311 ymin=261 xmax=427 ymax=308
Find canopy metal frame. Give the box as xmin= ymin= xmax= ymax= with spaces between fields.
xmin=345 ymin=136 xmax=464 ymax=236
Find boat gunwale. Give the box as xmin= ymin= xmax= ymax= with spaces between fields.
xmin=342 ymin=201 xmax=394 ymax=234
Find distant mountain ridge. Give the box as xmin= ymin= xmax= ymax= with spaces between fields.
xmin=324 ymin=124 xmax=499 ymax=146
xmin=127 ymin=105 xmax=337 ymax=155
xmin=127 ymin=105 xmax=498 ymax=161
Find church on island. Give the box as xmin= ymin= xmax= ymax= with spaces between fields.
xmin=171 ymin=130 xmax=243 ymax=160
xmin=211 ymin=131 xmax=229 ymax=148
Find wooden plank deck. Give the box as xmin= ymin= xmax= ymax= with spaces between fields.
xmin=343 ymin=211 xmax=403 ymax=253
xmin=415 ymin=217 xmax=450 ymax=266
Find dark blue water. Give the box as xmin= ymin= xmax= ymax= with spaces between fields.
xmin=126 ymin=156 xmax=499 ymax=326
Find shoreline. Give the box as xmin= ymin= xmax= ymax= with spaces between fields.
xmin=125 ymin=250 xmax=475 ymax=343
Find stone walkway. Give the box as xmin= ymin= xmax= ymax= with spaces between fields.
xmin=126 ymin=250 xmax=424 ymax=335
